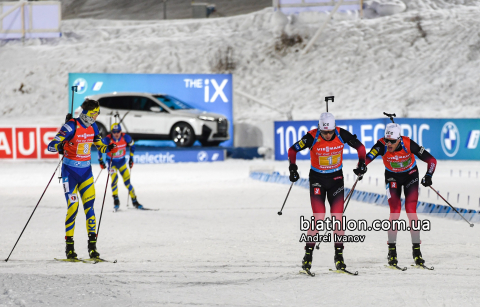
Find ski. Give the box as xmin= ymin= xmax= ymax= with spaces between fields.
xmin=54 ymin=258 xmax=89 ymax=263
xmin=299 ymin=269 xmax=315 ymax=277
xmin=128 ymin=207 xmax=159 ymax=211
xmin=329 ymin=268 xmax=358 ymax=275
xmin=385 ymin=264 xmax=407 ymax=271
xmin=411 ymin=264 xmax=434 ymax=270
xmin=81 ymin=258 xmax=117 ymax=264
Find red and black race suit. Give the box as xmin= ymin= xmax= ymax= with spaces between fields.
xmin=289 ymin=128 xmax=366 ymax=248
xmin=366 ymin=137 xmax=437 ymax=244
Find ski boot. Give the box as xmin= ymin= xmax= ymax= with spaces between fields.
xmin=300 ymin=246 xmax=315 ymax=276
xmin=87 ymin=233 xmax=100 ymax=259
xmin=113 ymin=195 xmax=120 ymax=211
xmin=388 ymin=243 xmax=398 ymax=266
xmin=132 ymin=197 xmax=143 ymax=209
xmin=65 ymin=236 xmax=78 ymax=259
xmin=412 ymin=243 xmax=425 ymax=266
xmin=334 ymin=246 xmax=347 ymax=270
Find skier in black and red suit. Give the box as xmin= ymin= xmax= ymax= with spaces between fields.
xmin=288 ymin=112 xmax=367 ymax=274
xmin=365 ymin=122 xmax=437 ymax=267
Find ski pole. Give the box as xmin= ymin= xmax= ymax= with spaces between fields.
xmin=343 ymin=176 xmax=361 ymax=214
xmin=70 ymin=86 xmax=77 ymax=114
xmin=429 ymin=186 xmax=474 ymax=227
xmin=5 ymin=157 xmax=64 ymax=262
xmin=126 ymin=167 xmax=132 ymax=208
xmin=316 ymin=176 xmax=361 ymax=250
xmin=277 ymin=182 xmax=294 ymax=216
xmin=94 ymin=168 xmax=103 ymax=184
xmin=97 ymin=158 xmax=113 ymax=238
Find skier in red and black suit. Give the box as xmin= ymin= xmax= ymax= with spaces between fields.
xmin=288 ymin=112 xmax=367 ymax=273
xmin=365 ymin=123 xmax=437 ymax=267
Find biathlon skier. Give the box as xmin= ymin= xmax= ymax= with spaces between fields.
xmin=288 ymin=112 xmax=367 ymax=274
xmin=48 ymin=99 xmax=116 ymax=260
xmin=98 ymin=123 xmax=142 ymax=211
xmin=365 ymin=121 xmax=437 ymax=267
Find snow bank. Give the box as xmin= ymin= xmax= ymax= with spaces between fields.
xmin=1 ymin=3 xmax=480 ymax=128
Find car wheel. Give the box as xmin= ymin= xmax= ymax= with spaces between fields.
xmin=171 ymin=123 xmax=195 ymax=147
xmin=96 ymin=122 xmax=107 ymax=138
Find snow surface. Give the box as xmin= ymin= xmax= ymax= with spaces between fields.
xmin=0 ymin=159 xmax=479 ymax=306
xmin=2 ymin=1 xmax=480 ymax=126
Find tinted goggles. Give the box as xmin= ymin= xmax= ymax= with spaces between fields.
xmin=383 ymin=138 xmax=399 ymax=145
xmin=320 ymin=130 xmax=335 ymax=136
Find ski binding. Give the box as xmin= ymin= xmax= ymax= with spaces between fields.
xmin=411 ymin=264 xmax=434 ymax=270
xmin=385 ymin=264 xmax=407 ymax=271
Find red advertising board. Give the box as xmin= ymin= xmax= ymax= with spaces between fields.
xmin=0 ymin=127 xmax=59 ymax=159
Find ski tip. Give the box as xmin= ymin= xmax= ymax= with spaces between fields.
xmin=299 ymin=269 xmax=315 ymax=277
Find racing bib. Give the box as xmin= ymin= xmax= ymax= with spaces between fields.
xmin=76 ymin=143 xmax=91 ymax=155
xmin=319 ymin=153 xmax=341 ymax=166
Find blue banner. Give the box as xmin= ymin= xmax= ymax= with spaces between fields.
xmin=275 ymin=118 xmax=480 ymax=160
xmin=93 ymin=148 xmax=225 ymax=164
xmin=68 ymin=73 xmax=233 ymax=146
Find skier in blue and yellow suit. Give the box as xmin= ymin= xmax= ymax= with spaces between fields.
xmin=98 ymin=123 xmax=142 ymax=210
xmin=48 ymin=99 xmax=115 ymax=260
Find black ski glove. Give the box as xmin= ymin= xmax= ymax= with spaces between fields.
xmin=107 ymin=143 xmax=117 ymax=151
xmin=353 ymin=161 xmax=367 ymax=178
xmin=99 ymin=160 xmax=106 ymax=169
xmin=65 ymin=113 xmax=73 ymax=123
xmin=129 ymin=159 xmax=134 ymax=168
xmin=57 ymin=142 xmax=64 ymax=155
xmin=289 ymin=164 xmax=299 ymax=182
xmin=421 ymin=174 xmax=432 ymax=187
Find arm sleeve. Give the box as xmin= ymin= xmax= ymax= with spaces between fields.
xmin=98 ymin=136 xmax=110 ymax=160
xmin=339 ymin=128 xmax=366 ymax=163
xmin=124 ymin=134 xmax=135 ymax=157
xmin=92 ymin=124 xmax=108 ymax=154
xmin=288 ymin=133 xmax=314 ymax=164
xmin=410 ymin=140 xmax=437 ymax=176
xmin=365 ymin=140 xmax=385 ymax=166
xmin=47 ymin=121 xmax=75 ymax=152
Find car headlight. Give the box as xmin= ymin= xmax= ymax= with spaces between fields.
xmin=198 ymin=115 xmax=216 ymax=121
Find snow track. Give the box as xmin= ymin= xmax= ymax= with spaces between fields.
xmin=1 ymin=160 xmax=479 ymax=306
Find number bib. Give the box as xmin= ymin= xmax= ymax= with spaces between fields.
xmin=76 ymin=143 xmax=91 ymax=155
xmin=309 ymin=128 xmax=345 ymax=173
xmin=63 ymin=119 xmax=96 ymax=162
xmin=319 ymin=153 xmax=341 ymax=166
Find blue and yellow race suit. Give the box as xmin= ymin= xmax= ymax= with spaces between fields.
xmin=98 ymin=133 xmax=136 ymax=199
xmin=48 ymin=118 xmax=109 ymax=237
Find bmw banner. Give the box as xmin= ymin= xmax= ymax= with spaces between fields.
xmin=91 ymin=148 xmax=225 ymax=164
xmin=275 ymin=118 xmax=480 ymax=160
xmin=69 ymin=73 xmax=233 ymax=146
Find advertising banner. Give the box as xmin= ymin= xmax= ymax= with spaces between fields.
xmin=274 ymin=118 xmax=480 ymax=160
xmin=0 ymin=126 xmax=59 ymax=159
xmin=68 ymin=73 xmax=233 ymax=147
xmin=92 ymin=148 xmax=225 ymax=164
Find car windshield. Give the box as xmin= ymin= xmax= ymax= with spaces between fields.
xmin=154 ymin=95 xmax=193 ymax=110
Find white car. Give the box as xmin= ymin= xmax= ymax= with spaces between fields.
xmin=74 ymin=92 xmax=229 ymax=147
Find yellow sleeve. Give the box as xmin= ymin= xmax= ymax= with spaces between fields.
xmin=93 ymin=135 xmax=108 ymax=153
